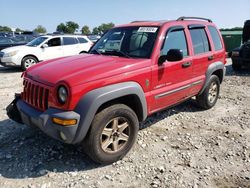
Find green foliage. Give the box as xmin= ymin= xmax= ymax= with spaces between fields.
xmin=56 ymin=21 xmax=79 ymax=34
xmin=33 ymin=25 xmax=47 ymax=33
xmin=0 ymin=26 xmax=12 ymax=32
xmin=15 ymin=28 xmax=23 ymax=33
xmin=220 ymin=27 xmax=243 ymax=31
xmin=92 ymin=22 xmax=115 ymax=35
xmin=81 ymin=25 xmax=91 ymax=35
xmin=92 ymin=27 xmax=100 ymax=35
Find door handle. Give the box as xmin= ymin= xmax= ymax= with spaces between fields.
xmin=182 ymin=62 xmax=192 ymax=68
xmin=208 ymin=55 xmax=214 ymax=61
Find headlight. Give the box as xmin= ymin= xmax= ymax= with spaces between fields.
xmin=232 ymin=51 xmax=239 ymax=57
xmin=58 ymin=86 xmax=68 ymax=104
xmin=3 ymin=51 xmax=19 ymax=57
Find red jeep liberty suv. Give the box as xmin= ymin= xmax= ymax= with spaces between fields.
xmin=7 ymin=17 xmax=226 ymax=164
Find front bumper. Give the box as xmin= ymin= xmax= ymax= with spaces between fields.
xmin=0 ymin=56 xmax=19 ymax=67
xmin=14 ymin=99 xmax=81 ymax=144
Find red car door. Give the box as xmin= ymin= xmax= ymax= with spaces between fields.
xmin=151 ymin=26 xmax=193 ymax=113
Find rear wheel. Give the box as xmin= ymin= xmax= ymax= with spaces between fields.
xmin=21 ymin=56 xmax=38 ymax=71
xmin=196 ymin=75 xmax=220 ymax=110
xmin=83 ymin=104 xmax=139 ymax=164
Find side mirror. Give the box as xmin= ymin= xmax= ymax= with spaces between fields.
xmin=41 ymin=44 xmax=48 ymax=48
xmin=158 ymin=49 xmax=183 ymax=65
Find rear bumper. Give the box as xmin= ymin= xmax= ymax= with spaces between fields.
xmin=16 ymin=100 xmax=81 ymax=144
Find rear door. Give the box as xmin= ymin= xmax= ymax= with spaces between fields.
xmin=77 ymin=37 xmax=92 ymax=52
xmin=187 ymin=25 xmax=212 ymax=96
xmin=151 ymin=26 xmax=193 ymax=113
xmin=62 ymin=37 xmax=79 ymax=56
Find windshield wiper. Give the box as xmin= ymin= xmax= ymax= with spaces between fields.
xmin=104 ymin=50 xmax=131 ymax=58
xmin=90 ymin=49 xmax=102 ymax=55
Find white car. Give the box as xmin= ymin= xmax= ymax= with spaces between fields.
xmin=0 ymin=35 xmax=93 ymax=70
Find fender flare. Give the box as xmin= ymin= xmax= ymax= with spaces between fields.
xmin=199 ymin=61 xmax=225 ymax=95
xmin=72 ymin=81 xmax=147 ymax=144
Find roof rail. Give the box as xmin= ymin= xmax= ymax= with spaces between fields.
xmin=177 ymin=16 xmax=212 ymax=23
xmin=131 ymin=20 xmax=152 ymax=23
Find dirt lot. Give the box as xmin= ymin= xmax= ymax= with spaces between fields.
xmin=0 ymin=59 xmax=249 ymax=188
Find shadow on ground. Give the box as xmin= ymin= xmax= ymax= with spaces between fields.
xmin=225 ymin=64 xmax=250 ymax=77
xmin=0 ymin=66 xmax=22 ymax=73
xmin=0 ymin=99 xmax=200 ymax=179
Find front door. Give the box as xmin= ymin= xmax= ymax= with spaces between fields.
xmin=41 ymin=37 xmax=63 ymax=60
xmin=151 ymin=27 xmax=193 ymax=113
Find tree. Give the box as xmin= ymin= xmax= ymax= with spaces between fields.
xmin=98 ymin=22 xmax=115 ymax=34
xmin=56 ymin=23 xmax=67 ymax=33
xmin=81 ymin=25 xmax=91 ymax=35
xmin=220 ymin=27 xmax=243 ymax=31
xmin=34 ymin=25 xmax=47 ymax=33
xmin=0 ymin=26 xmax=12 ymax=32
xmin=56 ymin=21 xmax=79 ymax=34
xmin=66 ymin=21 xmax=79 ymax=34
xmin=92 ymin=27 xmax=100 ymax=35
xmin=92 ymin=22 xmax=115 ymax=35
xmin=15 ymin=28 xmax=23 ymax=33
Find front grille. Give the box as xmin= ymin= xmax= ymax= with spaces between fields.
xmin=21 ymin=79 xmax=49 ymax=111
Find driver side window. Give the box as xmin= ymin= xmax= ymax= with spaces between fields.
xmin=162 ymin=29 xmax=188 ymax=57
xmin=47 ymin=37 xmax=61 ymax=47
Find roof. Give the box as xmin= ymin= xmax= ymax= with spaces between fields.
xmin=116 ymin=17 xmax=214 ymax=28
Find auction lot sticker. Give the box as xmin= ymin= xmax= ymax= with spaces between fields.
xmin=138 ymin=27 xmax=158 ymax=33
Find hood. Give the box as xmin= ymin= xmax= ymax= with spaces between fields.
xmin=243 ymin=20 xmax=250 ymax=43
xmin=26 ymin=54 xmax=150 ymax=87
xmin=1 ymin=45 xmax=30 ymax=53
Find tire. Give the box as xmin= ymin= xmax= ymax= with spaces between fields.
xmin=232 ymin=59 xmax=241 ymax=71
xmin=196 ymin=75 xmax=220 ymax=110
xmin=83 ymin=104 xmax=139 ymax=164
xmin=21 ymin=56 xmax=38 ymax=71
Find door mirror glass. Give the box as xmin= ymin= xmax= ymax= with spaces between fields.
xmin=158 ymin=49 xmax=183 ymax=65
xmin=166 ymin=49 xmax=183 ymax=61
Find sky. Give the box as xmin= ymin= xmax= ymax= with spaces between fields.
xmin=1 ymin=0 xmax=250 ymax=32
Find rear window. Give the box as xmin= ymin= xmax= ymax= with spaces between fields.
xmin=77 ymin=37 xmax=88 ymax=43
xmin=190 ymin=28 xmax=210 ymax=55
xmin=208 ymin=26 xmax=223 ymax=51
xmin=63 ymin=37 xmax=77 ymax=45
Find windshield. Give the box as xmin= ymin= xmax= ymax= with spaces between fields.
xmin=89 ymin=26 xmax=159 ymax=58
xmin=26 ymin=37 xmax=48 ymax=47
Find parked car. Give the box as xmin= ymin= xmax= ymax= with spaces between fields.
xmin=231 ymin=20 xmax=250 ymax=70
xmin=0 ymin=35 xmax=93 ymax=70
xmin=88 ymin=35 xmax=101 ymax=43
xmin=7 ymin=17 xmax=226 ymax=164
xmin=0 ymin=37 xmax=27 ymax=51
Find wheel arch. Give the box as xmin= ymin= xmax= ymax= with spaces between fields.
xmin=199 ymin=61 xmax=225 ymax=95
xmin=72 ymin=82 xmax=147 ymax=144
xmin=22 ymin=54 xmax=39 ymax=62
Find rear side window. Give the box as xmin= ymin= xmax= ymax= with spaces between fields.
xmin=190 ymin=28 xmax=210 ymax=55
xmin=162 ymin=29 xmax=188 ymax=57
xmin=47 ymin=37 xmax=61 ymax=47
xmin=78 ymin=37 xmax=88 ymax=43
xmin=208 ymin=26 xmax=223 ymax=51
xmin=63 ymin=37 xmax=77 ymax=45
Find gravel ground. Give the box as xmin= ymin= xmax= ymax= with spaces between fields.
xmin=0 ymin=59 xmax=249 ymax=188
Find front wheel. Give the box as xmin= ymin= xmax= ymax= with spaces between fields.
xmin=21 ymin=56 xmax=38 ymax=71
xmin=196 ymin=75 xmax=220 ymax=110
xmin=82 ymin=104 xmax=139 ymax=164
